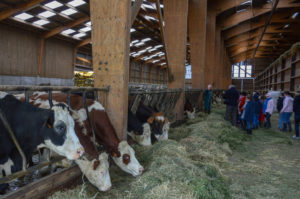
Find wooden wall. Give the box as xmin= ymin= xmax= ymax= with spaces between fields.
xmin=0 ymin=24 xmax=74 ymax=79
xmin=232 ymin=79 xmax=254 ymax=92
xmin=255 ymin=43 xmax=300 ymax=93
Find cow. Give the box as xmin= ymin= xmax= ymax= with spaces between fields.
xmin=29 ymin=92 xmax=144 ymax=177
xmin=0 ymin=93 xmax=84 ymax=193
xmin=184 ymin=99 xmax=196 ymax=119
xmin=127 ymin=110 xmax=152 ymax=146
xmin=135 ymin=102 xmax=169 ymax=142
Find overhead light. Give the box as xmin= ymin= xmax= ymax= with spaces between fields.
xmin=73 ymin=33 xmax=86 ymax=38
xmin=61 ymin=8 xmax=77 ymax=16
xmin=283 ymin=24 xmax=290 ymax=29
xmin=33 ymin=19 xmax=50 ymax=26
xmin=131 ymin=40 xmax=139 ymax=44
xmin=292 ymin=12 xmax=299 ymax=19
xmin=61 ymin=29 xmax=76 ymax=35
xmin=14 ymin=13 xmax=33 ymax=20
xmin=68 ymin=0 xmax=86 ymax=7
xmin=130 ymin=28 xmax=136 ymax=32
xmin=80 ymin=26 xmax=91 ymax=32
xmin=44 ymin=1 xmax=63 ymax=9
xmin=142 ymin=38 xmax=151 ymax=42
xmin=86 ymin=21 xmax=91 ymax=26
xmin=135 ymin=42 xmax=145 ymax=47
xmin=38 ymin=11 xmax=56 ymax=18
xmin=142 ymin=4 xmax=155 ymax=10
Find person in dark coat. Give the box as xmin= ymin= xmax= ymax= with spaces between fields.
xmin=253 ymin=94 xmax=262 ymax=129
xmin=293 ymin=92 xmax=300 ymax=139
xmin=277 ymin=93 xmax=284 ymax=130
xmin=223 ymin=85 xmax=240 ymax=126
xmin=241 ymin=95 xmax=255 ymax=134
xmin=203 ymin=84 xmax=213 ymax=114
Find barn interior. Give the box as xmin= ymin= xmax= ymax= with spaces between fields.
xmin=1 ymin=0 xmax=300 ymax=198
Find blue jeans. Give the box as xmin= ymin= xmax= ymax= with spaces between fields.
xmin=253 ymin=114 xmax=259 ymax=128
xmin=282 ymin=112 xmax=292 ymax=131
xmin=295 ymin=113 xmax=300 ymax=137
xmin=246 ymin=121 xmax=251 ymax=130
xmin=278 ymin=113 xmax=284 ymax=129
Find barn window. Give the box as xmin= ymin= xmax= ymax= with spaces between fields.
xmin=185 ymin=65 xmax=191 ymax=79
xmin=232 ymin=61 xmax=252 ymax=79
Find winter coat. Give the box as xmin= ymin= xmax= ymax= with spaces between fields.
xmin=281 ymin=95 xmax=294 ymax=113
xmin=277 ymin=97 xmax=284 ymax=112
xmin=242 ymin=100 xmax=255 ymax=122
xmin=204 ymin=90 xmax=212 ymax=110
xmin=293 ymin=95 xmax=300 ymax=113
xmin=223 ymin=87 xmax=239 ymax=106
xmin=239 ymin=96 xmax=246 ymax=112
xmin=253 ymin=97 xmax=262 ymax=115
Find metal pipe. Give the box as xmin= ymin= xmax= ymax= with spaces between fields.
xmin=0 ymin=85 xmax=109 ymax=92
xmin=253 ymin=0 xmax=280 ymax=58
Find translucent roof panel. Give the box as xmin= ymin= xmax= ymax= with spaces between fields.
xmin=44 ymin=1 xmax=63 ymax=9
xmin=33 ymin=19 xmax=50 ymax=26
xmin=68 ymin=0 xmax=86 ymax=7
xmin=38 ymin=11 xmax=56 ymax=18
xmin=14 ymin=13 xmax=33 ymax=21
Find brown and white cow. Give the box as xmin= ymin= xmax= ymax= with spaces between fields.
xmin=30 ymin=93 xmax=144 ymax=177
xmin=184 ymin=99 xmax=196 ymax=119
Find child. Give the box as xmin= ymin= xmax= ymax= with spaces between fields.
xmin=253 ymin=94 xmax=262 ymax=129
xmin=263 ymin=93 xmax=274 ymax=129
xmin=241 ymin=95 xmax=255 ymax=134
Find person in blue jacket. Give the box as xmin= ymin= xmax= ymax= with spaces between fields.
xmin=253 ymin=94 xmax=262 ymax=129
xmin=241 ymin=95 xmax=255 ymax=134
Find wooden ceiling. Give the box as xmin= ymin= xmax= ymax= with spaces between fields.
xmin=0 ymin=0 xmax=300 ymax=76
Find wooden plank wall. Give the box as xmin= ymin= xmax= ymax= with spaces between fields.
xmin=0 ymin=24 xmax=74 ymax=79
xmin=255 ymin=45 xmax=300 ymax=93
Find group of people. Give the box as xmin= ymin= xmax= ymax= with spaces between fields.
xmin=223 ymin=85 xmax=300 ymax=139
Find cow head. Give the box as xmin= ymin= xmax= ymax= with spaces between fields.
xmin=112 ymin=141 xmax=144 ymax=177
xmin=128 ymin=123 xmax=152 ymax=146
xmin=42 ymin=104 xmax=84 ymax=160
xmin=185 ymin=108 xmax=196 ymax=119
xmin=75 ymin=153 xmax=111 ymax=192
xmin=147 ymin=112 xmax=166 ymax=139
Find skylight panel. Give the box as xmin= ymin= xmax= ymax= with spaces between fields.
xmin=80 ymin=27 xmax=91 ymax=32
xmin=284 ymin=24 xmax=290 ymax=29
xmin=73 ymin=33 xmax=86 ymax=38
xmin=142 ymin=38 xmax=151 ymax=42
xmin=292 ymin=12 xmax=299 ymax=19
xmin=142 ymin=4 xmax=155 ymax=10
xmin=86 ymin=21 xmax=91 ymax=26
xmin=154 ymin=45 xmax=163 ymax=49
xmin=39 ymin=11 xmax=56 ymax=18
xmin=152 ymin=60 xmax=159 ymax=63
xmin=160 ymin=62 xmax=166 ymax=65
xmin=135 ymin=42 xmax=145 ymax=47
xmin=130 ymin=28 xmax=136 ymax=32
xmin=131 ymin=40 xmax=139 ymax=44
xmin=68 ymin=0 xmax=86 ymax=7
xmin=45 ymin=1 xmax=63 ymax=9
xmin=14 ymin=13 xmax=33 ymax=21
xmin=145 ymin=16 xmax=157 ymax=21
xmin=33 ymin=19 xmax=50 ymax=26
xmin=61 ymin=29 xmax=76 ymax=35
xmin=61 ymin=8 xmax=77 ymax=16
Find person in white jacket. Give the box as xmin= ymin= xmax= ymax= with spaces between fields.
xmin=280 ymin=91 xmax=294 ymax=132
xmin=263 ymin=93 xmax=274 ymax=129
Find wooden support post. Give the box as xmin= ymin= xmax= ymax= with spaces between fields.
xmin=214 ymin=26 xmax=222 ymax=88
xmin=205 ymin=8 xmax=216 ymax=87
xmin=131 ymin=0 xmax=143 ymax=26
xmin=188 ymin=0 xmax=207 ymax=89
xmin=165 ymin=0 xmax=188 ymax=120
xmin=37 ymin=38 xmax=44 ymax=76
xmin=90 ymin=0 xmax=131 ymax=140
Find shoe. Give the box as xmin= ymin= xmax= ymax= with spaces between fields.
xmin=292 ymin=135 xmax=300 ymax=140
xmin=247 ymin=129 xmax=252 ymax=135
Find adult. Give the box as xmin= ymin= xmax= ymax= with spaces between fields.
xmin=277 ymin=93 xmax=284 ymax=130
xmin=280 ymin=91 xmax=294 ymax=132
xmin=263 ymin=93 xmax=274 ymax=129
xmin=203 ymin=84 xmax=213 ymax=114
xmin=293 ymin=92 xmax=300 ymax=139
xmin=253 ymin=93 xmax=262 ymax=129
xmin=223 ymin=85 xmax=240 ymax=126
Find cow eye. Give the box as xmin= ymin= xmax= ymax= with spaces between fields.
xmin=55 ymin=121 xmax=66 ymax=135
xmin=122 ymin=154 xmax=130 ymax=165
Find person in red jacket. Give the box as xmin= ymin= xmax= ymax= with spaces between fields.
xmin=238 ymin=92 xmax=247 ymax=129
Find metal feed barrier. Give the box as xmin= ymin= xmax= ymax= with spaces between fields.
xmin=0 ymin=85 xmax=109 ymax=187
xmin=129 ymin=88 xmax=182 ymax=117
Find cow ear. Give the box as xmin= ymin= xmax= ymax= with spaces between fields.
xmin=93 ymin=160 xmax=100 ymax=170
xmin=147 ymin=116 xmax=154 ymax=124
xmin=164 ymin=118 xmax=169 ymax=124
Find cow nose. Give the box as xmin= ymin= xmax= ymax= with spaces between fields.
xmin=139 ymin=167 xmax=144 ymax=175
xmin=77 ymin=147 xmax=85 ymax=158
xmin=102 ymin=185 xmax=111 ymax=191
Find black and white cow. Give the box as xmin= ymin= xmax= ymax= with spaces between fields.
xmin=135 ymin=102 xmax=169 ymax=142
xmin=0 ymin=92 xmax=84 ymax=193
xmin=184 ymin=99 xmax=196 ymax=119
xmin=127 ymin=110 xmax=151 ymax=146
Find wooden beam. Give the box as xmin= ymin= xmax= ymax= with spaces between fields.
xmin=0 ymin=0 xmax=43 ymax=22
xmin=131 ymin=0 xmax=143 ymax=26
xmin=214 ymin=0 xmax=249 ymax=15
xmin=219 ymin=0 xmax=300 ymax=30
xmin=90 ymin=0 xmax=131 ymax=140
xmin=37 ymin=38 xmax=44 ymax=75
xmin=189 ymin=0 xmax=207 ymax=90
xmin=155 ymin=0 xmax=172 ymax=82
xmin=165 ymin=0 xmax=188 ymax=120
xmin=43 ymin=16 xmax=89 ymax=39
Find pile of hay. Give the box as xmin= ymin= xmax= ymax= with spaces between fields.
xmin=49 ymin=106 xmax=243 ymax=199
